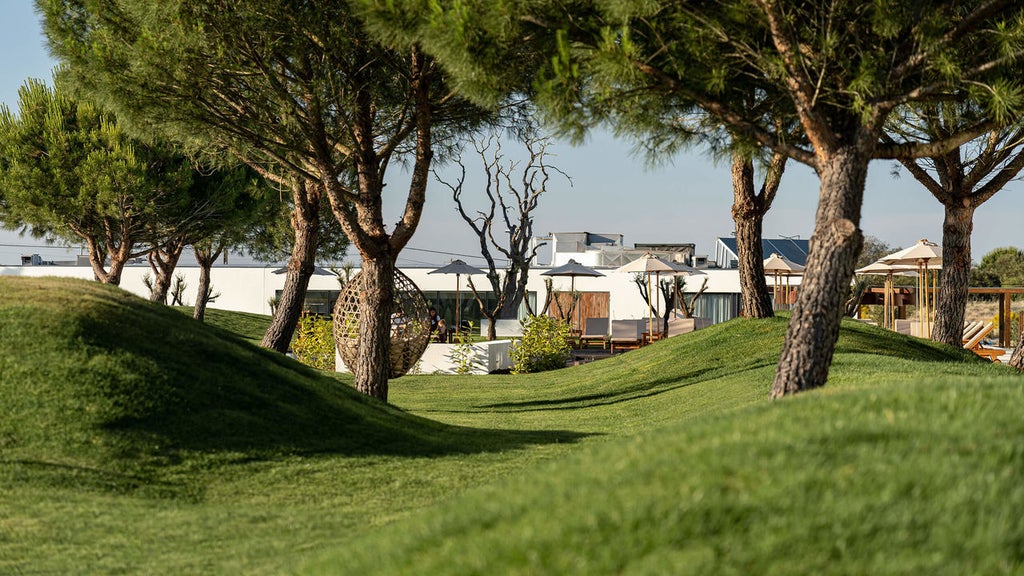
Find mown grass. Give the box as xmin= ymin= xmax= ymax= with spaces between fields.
xmin=1 ymin=276 xmax=1021 ymax=574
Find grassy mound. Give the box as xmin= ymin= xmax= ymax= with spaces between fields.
xmin=176 ymin=306 xmax=272 ymax=345
xmin=304 ymin=318 xmax=1024 ymax=575
xmin=4 ymin=277 xmax=1018 ymax=574
xmin=0 ymin=277 xmax=574 ymax=493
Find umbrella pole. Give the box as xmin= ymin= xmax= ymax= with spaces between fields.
xmin=647 ymin=272 xmax=654 ymax=339
xmin=572 ymin=276 xmax=579 ymax=332
xmin=455 ymin=273 xmax=461 ymax=333
xmin=883 ymin=273 xmax=891 ymax=330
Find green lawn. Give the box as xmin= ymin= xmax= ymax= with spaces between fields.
xmin=2 ymin=277 xmax=1021 ymax=574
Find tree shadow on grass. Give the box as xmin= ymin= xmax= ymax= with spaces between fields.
xmin=473 ymin=361 xmax=776 ymax=412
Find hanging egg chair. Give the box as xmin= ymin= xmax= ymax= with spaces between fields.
xmin=333 ymin=269 xmax=431 ymax=378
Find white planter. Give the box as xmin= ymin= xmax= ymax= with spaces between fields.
xmin=335 ymin=340 xmax=514 ymax=375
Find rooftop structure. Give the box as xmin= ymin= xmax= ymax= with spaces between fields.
xmin=714 ymin=237 xmax=810 ymax=269
xmin=549 ymin=232 xmax=696 ymax=269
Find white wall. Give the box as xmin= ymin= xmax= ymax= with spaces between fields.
xmin=1 ymin=263 xmax=767 ymax=321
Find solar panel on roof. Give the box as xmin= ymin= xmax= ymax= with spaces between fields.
xmin=717 ymin=237 xmax=810 ymax=267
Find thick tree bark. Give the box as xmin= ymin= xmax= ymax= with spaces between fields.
xmin=771 ymin=146 xmax=868 ymax=398
xmin=932 ymin=201 xmax=975 ymax=347
xmin=732 ymin=156 xmax=774 ymax=318
xmin=260 ymin=182 xmax=320 ymax=352
xmin=730 ymin=149 xmax=786 ymax=318
xmin=353 ymin=254 xmax=395 ymax=399
xmin=1010 ymin=330 xmax=1024 ymax=370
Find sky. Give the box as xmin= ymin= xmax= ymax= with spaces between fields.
xmin=2 ymin=3 xmax=1022 ymax=268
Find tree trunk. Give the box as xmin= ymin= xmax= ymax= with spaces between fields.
xmin=192 ymin=243 xmax=221 ymax=322
xmin=486 ymin=312 xmax=498 ymax=340
xmin=85 ymin=238 xmax=116 ymax=285
xmin=932 ymin=201 xmax=975 ymax=347
xmin=731 ymin=151 xmax=782 ymax=319
xmin=771 ymin=146 xmax=868 ymax=398
xmin=353 ymin=256 xmax=395 ymax=401
xmin=260 ymin=183 xmax=319 ymax=352
xmin=1010 ymin=329 xmax=1024 ymax=370
xmin=499 ymin=266 xmax=528 ymax=319
xmin=147 ymin=240 xmax=186 ymax=304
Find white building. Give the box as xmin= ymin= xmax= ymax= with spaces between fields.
xmin=2 ymin=233 xmax=804 ymax=327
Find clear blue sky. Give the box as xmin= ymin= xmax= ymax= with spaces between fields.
xmin=2 ymin=3 xmax=1021 ymax=267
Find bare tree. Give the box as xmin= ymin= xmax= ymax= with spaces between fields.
xmin=437 ymin=135 xmax=569 ymax=340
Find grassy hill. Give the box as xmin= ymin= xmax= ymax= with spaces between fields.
xmin=1 ymin=276 xmax=1021 ymax=574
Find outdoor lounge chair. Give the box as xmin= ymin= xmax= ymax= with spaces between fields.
xmin=666 ymin=313 xmax=711 ymax=338
xmin=609 ymin=319 xmax=643 ymax=353
xmin=962 ymin=320 xmax=984 ymax=344
xmin=579 ymin=317 xmax=609 ymax=349
xmin=963 ymin=321 xmax=1003 ymax=362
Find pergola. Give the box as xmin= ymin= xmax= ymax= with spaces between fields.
xmin=863 ymin=285 xmax=1024 ymax=346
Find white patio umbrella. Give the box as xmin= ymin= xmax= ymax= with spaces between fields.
xmin=880 ymin=239 xmax=943 ymax=337
xmin=615 ymin=252 xmax=679 ymax=339
xmin=763 ymin=253 xmax=805 ymax=310
xmin=541 ymin=259 xmax=604 ymax=330
xmin=855 ymin=261 xmax=918 ymax=330
xmin=428 ymin=259 xmax=485 ymax=330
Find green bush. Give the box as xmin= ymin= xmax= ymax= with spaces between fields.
xmin=510 ymin=315 xmax=571 ymax=374
xmin=292 ymin=311 xmax=336 ymax=371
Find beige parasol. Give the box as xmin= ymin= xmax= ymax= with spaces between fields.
xmin=880 ymin=239 xmax=943 ymax=338
xmin=763 ymin=252 xmax=805 ymax=310
xmin=855 ymin=260 xmax=919 ymax=330
xmin=615 ymin=252 xmax=679 ymax=338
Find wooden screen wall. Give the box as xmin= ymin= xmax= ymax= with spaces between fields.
xmin=548 ymin=292 xmax=610 ymax=324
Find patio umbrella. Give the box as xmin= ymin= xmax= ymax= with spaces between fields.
xmin=666 ymin=262 xmax=706 ymax=317
xmin=855 ymin=261 xmax=918 ymax=330
xmin=881 ymin=239 xmax=943 ymax=338
xmin=541 ymin=259 xmax=604 ymax=330
xmin=428 ymin=259 xmax=485 ymax=330
xmin=615 ymin=253 xmax=679 ymax=339
xmin=763 ymin=253 xmax=805 ymax=310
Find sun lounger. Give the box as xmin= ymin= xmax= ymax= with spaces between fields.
xmin=609 ymin=319 xmax=643 ymax=353
xmin=962 ymin=321 xmax=984 ymax=343
xmin=579 ymin=317 xmax=609 ymax=349
xmin=963 ymin=321 xmax=1003 ymax=362
xmin=666 ymin=314 xmax=711 ymax=338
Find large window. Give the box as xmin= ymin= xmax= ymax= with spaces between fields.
xmin=420 ymin=291 xmax=536 ymax=329
xmin=281 ymin=289 xmax=537 ymax=325
xmin=690 ymin=293 xmax=740 ymax=325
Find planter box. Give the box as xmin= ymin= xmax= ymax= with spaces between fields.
xmin=479 ymin=319 xmax=524 ymax=338
xmin=335 ymin=340 xmax=514 ymax=375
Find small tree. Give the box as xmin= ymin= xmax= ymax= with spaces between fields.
xmin=0 ymin=76 xmax=191 ymax=285
xmin=436 ymin=134 xmax=568 ymax=340
xmin=510 ymin=315 xmax=571 ymax=373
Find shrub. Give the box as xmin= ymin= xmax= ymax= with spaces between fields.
xmin=292 ymin=310 xmax=336 ymax=371
xmin=448 ymin=321 xmax=481 ymax=374
xmin=510 ymin=315 xmax=571 ymax=374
